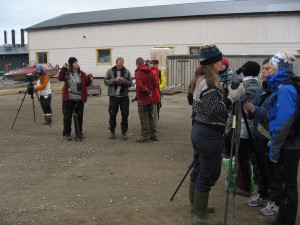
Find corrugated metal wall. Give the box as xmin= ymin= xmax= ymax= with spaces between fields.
xmin=167 ymin=54 xmax=300 ymax=92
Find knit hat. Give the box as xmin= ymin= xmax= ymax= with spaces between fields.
xmin=199 ymin=44 xmax=223 ymax=65
xmin=68 ymin=57 xmax=78 ymax=67
xmin=237 ymin=61 xmax=260 ymax=77
xmin=270 ymin=51 xmax=295 ymax=75
xmin=36 ymin=64 xmax=44 ymax=71
xmin=221 ymin=57 xmax=229 ymax=69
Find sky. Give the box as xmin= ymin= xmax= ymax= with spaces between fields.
xmin=0 ymin=0 xmax=229 ymax=45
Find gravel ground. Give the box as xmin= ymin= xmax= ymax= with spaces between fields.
xmin=0 ymin=78 xmax=299 ymax=225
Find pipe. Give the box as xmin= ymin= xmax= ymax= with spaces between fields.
xmin=4 ymin=30 xmax=7 ymax=44
xmin=21 ymin=29 xmax=25 ymax=47
xmin=11 ymin=29 xmax=15 ymax=47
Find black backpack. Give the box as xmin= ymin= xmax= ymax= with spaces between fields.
xmin=282 ymin=79 xmax=300 ymax=136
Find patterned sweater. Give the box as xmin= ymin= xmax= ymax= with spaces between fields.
xmin=193 ymin=79 xmax=228 ymax=132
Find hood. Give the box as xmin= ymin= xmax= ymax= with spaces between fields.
xmin=266 ymin=66 xmax=290 ymax=93
xmin=136 ymin=64 xmax=152 ymax=73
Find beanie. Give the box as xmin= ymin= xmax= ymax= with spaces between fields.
xmin=221 ymin=57 xmax=229 ymax=69
xmin=199 ymin=44 xmax=223 ymax=65
xmin=270 ymin=51 xmax=295 ymax=75
xmin=68 ymin=57 xmax=78 ymax=67
xmin=237 ymin=61 xmax=260 ymax=77
xmin=36 ymin=64 xmax=44 ymax=71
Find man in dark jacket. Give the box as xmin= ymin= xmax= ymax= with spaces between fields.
xmin=134 ymin=57 xmax=158 ymax=142
xmin=58 ymin=57 xmax=93 ymax=141
xmin=104 ymin=57 xmax=132 ymax=140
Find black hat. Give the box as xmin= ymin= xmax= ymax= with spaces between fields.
xmin=237 ymin=61 xmax=260 ymax=77
xmin=151 ymin=60 xmax=159 ymax=65
xmin=199 ymin=44 xmax=223 ymax=65
xmin=68 ymin=57 xmax=78 ymax=67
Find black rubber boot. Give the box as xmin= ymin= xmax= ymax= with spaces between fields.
xmin=110 ymin=130 xmax=116 ymax=139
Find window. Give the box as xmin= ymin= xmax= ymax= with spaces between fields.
xmin=97 ymin=49 xmax=111 ymax=64
xmin=189 ymin=47 xmax=200 ymax=55
xmin=36 ymin=52 xmax=48 ymax=64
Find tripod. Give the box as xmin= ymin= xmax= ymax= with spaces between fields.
xmin=11 ymin=82 xmax=37 ymax=129
xmin=223 ymin=100 xmax=242 ymax=225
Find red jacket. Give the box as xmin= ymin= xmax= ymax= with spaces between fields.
xmin=151 ymin=66 xmax=161 ymax=103
xmin=135 ymin=64 xmax=157 ymax=106
xmin=57 ymin=67 xmax=91 ymax=103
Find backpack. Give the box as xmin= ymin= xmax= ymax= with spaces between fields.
xmin=282 ymin=79 xmax=300 ymax=136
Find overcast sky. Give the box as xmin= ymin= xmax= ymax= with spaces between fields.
xmin=0 ymin=0 xmax=229 ymax=44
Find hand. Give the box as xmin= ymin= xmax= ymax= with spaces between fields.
xmin=270 ymin=159 xmax=278 ymax=163
xmin=227 ymin=83 xmax=245 ymax=103
xmin=244 ymin=102 xmax=254 ymax=112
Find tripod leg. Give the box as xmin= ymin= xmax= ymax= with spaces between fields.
xmin=170 ymin=160 xmax=194 ymax=201
xmin=31 ymin=96 xmax=36 ymax=122
xmin=11 ymin=91 xmax=27 ymax=129
xmin=73 ymin=112 xmax=81 ymax=141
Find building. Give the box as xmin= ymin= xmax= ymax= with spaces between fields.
xmin=0 ymin=29 xmax=28 ymax=73
xmin=25 ymin=0 xmax=300 ymax=78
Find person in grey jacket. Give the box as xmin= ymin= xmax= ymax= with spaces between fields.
xmin=235 ymin=61 xmax=260 ymax=197
xmin=104 ymin=57 xmax=132 ymax=140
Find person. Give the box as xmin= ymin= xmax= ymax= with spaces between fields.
xmin=134 ymin=57 xmax=158 ymax=142
xmin=57 ymin=57 xmax=93 ymax=141
xmin=145 ymin=60 xmax=161 ymax=130
xmin=104 ymin=57 xmax=133 ymax=140
xmin=244 ymin=58 xmax=282 ymax=217
xmin=151 ymin=60 xmax=167 ymax=90
xmin=232 ymin=61 xmax=261 ymax=197
xmin=189 ymin=44 xmax=245 ymax=225
xmin=265 ymin=52 xmax=299 ymax=225
xmin=34 ymin=64 xmax=53 ymax=125
xmin=218 ymin=57 xmax=234 ymax=158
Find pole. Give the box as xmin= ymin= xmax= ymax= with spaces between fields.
xmin=170 ymin=160 xmax=194 ymax=201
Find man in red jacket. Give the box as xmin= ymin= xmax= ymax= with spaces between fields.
xmin=134 ymin=57 xmax=158 ymax=142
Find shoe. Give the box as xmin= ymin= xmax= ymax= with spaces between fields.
xmin=136 ymin=136 xmax=150 ymax=142
xmin=121 ymin=132 xmax=128 ymax=140
xmin=150 ymin=135 xmax=158 ymax=141
xmin=80 ymin=133 xmax=85 ymax=139
xmin=64 ymin=135 xmax=72 ymax=141
xmin=235 ymin=188 xmax=251 ymax=197
xmin=110 ymin=130 xmax=116 ymax=139
xmin=247 ymin=194 xmax=268 ymax=207
xmin=260 ymin=201 xmax=279 ymax=216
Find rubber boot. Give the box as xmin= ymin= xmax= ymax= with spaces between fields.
xmin=190 ymin=182 xmax=214 ymax=213
xmin=110 ymin=130 xmax=116 ymax=139
xmin=46 ymin=115 xmax=52 ymax=124
xmin=194 ymin=191 xmax=221 ymax=225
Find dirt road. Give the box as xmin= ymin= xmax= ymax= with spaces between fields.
xmin=0 ymin=79 xmax=298 ymax=225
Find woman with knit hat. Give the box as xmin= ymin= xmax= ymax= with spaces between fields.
xmin=58 ymin=57 xmax=93 ymax=141
xmin=189 ymin=44 xmax=245 ymax=225
xmin=265 ymin=51 xmax=299 ymax=225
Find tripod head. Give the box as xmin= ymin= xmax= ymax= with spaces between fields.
xmin=27 ymin=82 xmax=35 ymax=99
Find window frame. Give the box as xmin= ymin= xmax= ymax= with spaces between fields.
xmin=96 ymin=48 xmax=112 ymax=65
xmin=35 ymin=52 xmax=48 ymax=64
xmin=188 ymin=46 xmax=201 ymax=55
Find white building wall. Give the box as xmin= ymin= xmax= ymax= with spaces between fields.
xmin=28 ymin=14 xmax=300 ymax=77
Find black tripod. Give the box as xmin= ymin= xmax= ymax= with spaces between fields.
xmin=11 ymin=82 xmax=37 ymax=129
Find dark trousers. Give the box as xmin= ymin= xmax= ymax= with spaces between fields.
xmin=190 ymin=123 xmax=223 ymax=192
xmin=62 ymin=100 xmax=84 ymax=136
xmin=109 ymin=96 xmax=129 ymax=132
xmin=40 ymin=95 xmax=52 ymax=115
xmin=137 ymin=104 xmax=156 ymax=137
xmin=237 ymin=138 xmax=252 ymax=192
xmin=254 ymin=138 xmax=282 ymax=202
xmin=276 ymin=149 xmax=299 ymax=225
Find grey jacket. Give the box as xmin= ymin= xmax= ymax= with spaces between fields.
xmin=104 ymin=66 xmax=132 ymax=97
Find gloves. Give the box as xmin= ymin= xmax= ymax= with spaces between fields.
xmin=227 ymin=83 xmax=245 ymax=103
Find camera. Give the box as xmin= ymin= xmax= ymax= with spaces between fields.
xmin=26 ymin=72 xmax=38 ymax=82
xmin=77 ymin=83 xmax=82 ymax=91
